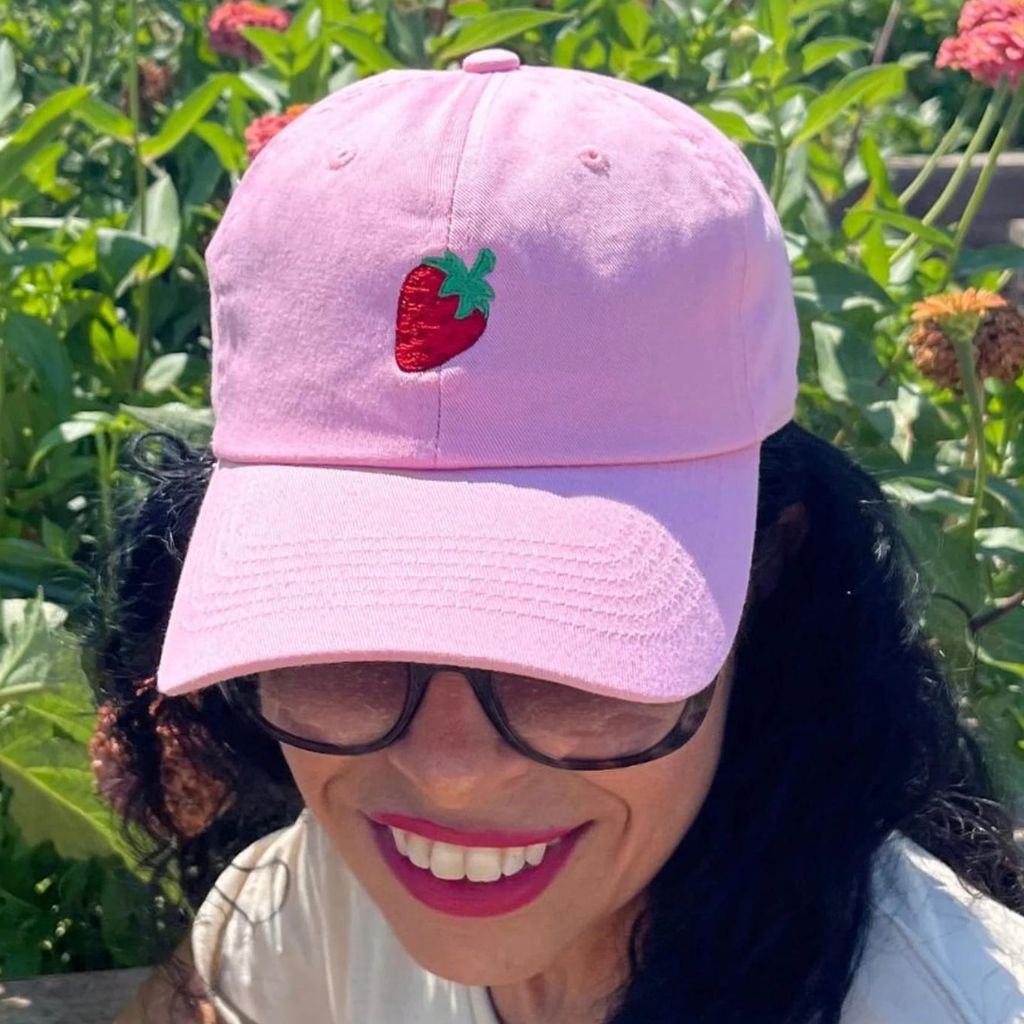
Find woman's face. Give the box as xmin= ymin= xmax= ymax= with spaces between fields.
xmin=280 ymin=647 xmax=736 ymax=987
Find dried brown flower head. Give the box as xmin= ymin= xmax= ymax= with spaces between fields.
xmin=908 ymin=288 xmax=1024 ymax=393
xmin=119 ymin=60 xmax=176 ymax=119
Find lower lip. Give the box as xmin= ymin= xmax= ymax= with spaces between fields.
xmin=368 ymin=818 xmax=591 ymax=918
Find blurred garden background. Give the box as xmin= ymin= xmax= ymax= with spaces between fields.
xmin=1 ymin=0 xmax=1024 ymax=983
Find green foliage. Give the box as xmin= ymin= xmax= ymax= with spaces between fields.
xmin=0 ymin=593 xmax=178 ymax=979
xmin=0 ymin=592 xmax=153 ymax=868
xmin=1 ymin=0 xmax=1023 ymax=977
xmin=0 ymin=782 xmax=176 ymax=979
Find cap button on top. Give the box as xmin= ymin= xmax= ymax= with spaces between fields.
xmin=461 ymin=48 xmax=521 ymax=73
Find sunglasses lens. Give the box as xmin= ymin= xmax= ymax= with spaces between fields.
xmin=491 ymin=672 xmax=688 ymax=761
xmin=256 ymin=661 xmax=408 ymax=746
xmin=245 ymin=662 xmax=698 ymax=764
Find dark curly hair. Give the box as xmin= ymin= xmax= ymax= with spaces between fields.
xmin=82 ymin=419 xmax=1024 ymax=1023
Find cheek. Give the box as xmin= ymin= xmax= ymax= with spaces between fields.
xmin=280 ymin=744 xmax=356 ymax=817
xmin=601 ymin=686 xmax=729 ymax=886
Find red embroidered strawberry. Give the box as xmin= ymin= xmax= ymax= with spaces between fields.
xmin=394 ymin=247 xmax=496 ymax=372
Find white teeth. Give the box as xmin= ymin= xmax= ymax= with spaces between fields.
xmin=388 ymin=827 xmax=558 ymax=882
xmin=525 ymin=843 xmax=547 ymax=866
xmin=465 ymin=847 xmax=503 ymax=882
xmin=429 ymin=841 xmax=467 ymax=881
xmin=501 ymin=847 xmax=526 ymax=876
xmin=405 ymin=832 xmax=432 ymax=870
xmin=389 ymin=826 xmax=408 ymax=856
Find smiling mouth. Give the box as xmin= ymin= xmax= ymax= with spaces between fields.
xmin=365 ymin=815 xmax=593 ymax=917
xmin=384 ymin=823 xmax=568 ymax=882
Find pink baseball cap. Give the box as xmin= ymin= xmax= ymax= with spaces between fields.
xmin=155 ymin=48 xmax=799 ymax=703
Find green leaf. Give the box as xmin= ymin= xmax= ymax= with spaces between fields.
xmin=140 ymin=73 xmax=235 ymax=161
xmin=764 ymin=0 xmax=791 ymax=54
xmin=120 ymin=402 xmax=213 ymax=444
xmin=0 ymin=593 xmax=86 ymax=698
xmin=330 ymin=26 xmax=405 ymax=70
xmin=957 ymin=243 xmax=1024 ymax=275
xmin=811 ymin=321 xmax=892 ymax=406
xmin=449 ymin=0 xmax=490 ymax=14
xmin=1 ymin=311 xmax=73 ymax=420
xmin=843 ymin=207 xmax=955 ymax=253
xmin=0 ymin=541 xmax=91 ymax=606
xmin=0 ymin=245 xmax=62 ymax=267
xmin=73 ymin=95 xmax=135 ymax=143
xmin=793 ymin=261 xmax=893 ymax=314
xmin=28 ymin=413 xmax=113 ymax=476
xmin=616 ymin=1 xmax=652 ymax=50
xmin=800 ymin=36 xmax=868 ymax=74
xmin=141 ymin=352 xmax=188 ymax=394
xmin=857 ymin=132 xmax=899 ymax=209
xmin=693 ymin=104 xmax=763 ymax=143
xmin=0 ymin=38 xmax=21 ymax=126
xmin=0 ymin=713 xmax=135 ymax=866
xmin=239 ymin=26 xmax=294 ymax=74
xmin=127 ymin=173 xmax=181 ymax=256
xmin=0 ymin=85 xmax=91 ymax=196
xmin=625 ymin=55 xmax=677 ymax=83
xmin=435 ymin=9 xmax=571 ymax=63
xmin=95 ymin=228 xmax=161 ymax=291
xmin=880 ymin=478 xmax=974 ymax=517
xmin=384 ymin=1 xmax=429 ymax=67
xmin=193 ymin=120 xmax=246 ymax=173
xmin=975 ymin=527 xmax=1024 ymax=558
xmin=791 ymin=64 xmax=905 ymax=144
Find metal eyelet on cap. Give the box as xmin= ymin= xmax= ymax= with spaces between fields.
xmin=461 ymin=48 xmax=521 ymax=73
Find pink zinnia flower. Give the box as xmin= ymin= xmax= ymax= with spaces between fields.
xmin=244 ymin=103 xmax=310 ymax=160
xmin=937 ymin=20 xmax=1024 ymax=86
xmin=957 ymin=0 xmax=1024 ymax=32
xmin=208 ymin=2 xmax=290 ymax=65
xmin=936 ymin=0 xmax=1024 ymax=86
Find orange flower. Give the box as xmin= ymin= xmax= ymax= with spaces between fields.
xmin=208 ymin=2 xmax=290 ymax=65
xmin=244 ymin=103 xmax=311 ymax=160
xmin=936 ymin=0 xmax=1024 ymax=86
xmin=908 ymin=289 xmax=1024 ymax=392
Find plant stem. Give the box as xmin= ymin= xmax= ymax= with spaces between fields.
xmin=766 ymin=86 xmax=787 ymax=207
xmin=898 ymin=82 xmax=984 ymax=206
xmin=947 ymin=320 xmax=988 ymax=544
xmin=890 ymin=81 xmax=1009 ymax=267
xmin=80 ymin=0 xmax=103 ymax=84
xmin=838 ymin=0 xmax=901 ymax=172
xmin=947 ymin=83 xmax=1024 ymax=285
xmin=127 ymin=0 xmax=152 ymax=393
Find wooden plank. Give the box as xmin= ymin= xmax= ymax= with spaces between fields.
xmin=0 ymin=967 xmax=149 ymax=1024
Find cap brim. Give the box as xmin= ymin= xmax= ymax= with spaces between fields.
xmin=155 ymin=446 xmax=760 ymax=702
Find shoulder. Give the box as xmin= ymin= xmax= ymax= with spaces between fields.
xmin=842 ymin=832 xmax=1024 ymax=1024
xmin=190 ymin=809 xmax=343 ymax=1023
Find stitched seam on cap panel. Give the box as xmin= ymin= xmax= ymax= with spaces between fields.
xmin=433 ymin=73 xmax=495 ymax=468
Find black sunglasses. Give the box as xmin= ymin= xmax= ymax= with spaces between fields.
xmin=218 ymin=662 xmax=718 ymax=771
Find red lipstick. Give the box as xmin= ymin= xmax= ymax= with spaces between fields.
xmin=371 ymin=812 xmax=577 ymax=848
xmin=365 ymin=814 xmax=591 ymax=918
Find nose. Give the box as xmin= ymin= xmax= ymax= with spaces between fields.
xmin=385 ymin=670 xmax=531 ymax=805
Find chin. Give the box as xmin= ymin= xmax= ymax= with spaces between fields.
xmin=393 ymin=925 xmax=552 ymax=987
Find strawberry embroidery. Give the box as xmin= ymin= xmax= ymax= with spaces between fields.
xmin=394 ymin=247 xmax=496 ymax=372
